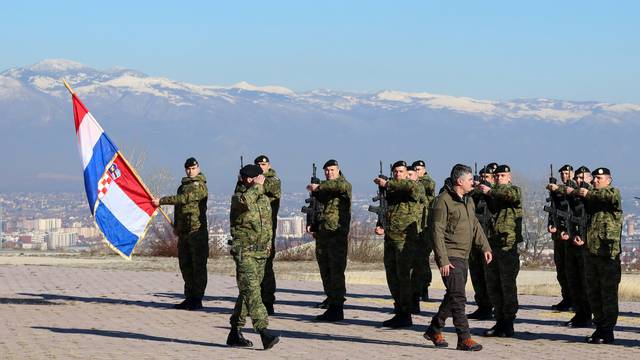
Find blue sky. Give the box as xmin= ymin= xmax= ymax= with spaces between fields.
xmin=1 ymin=1 xmax=639 ymax=103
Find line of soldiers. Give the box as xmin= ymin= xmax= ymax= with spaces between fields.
xmin=152 ymin=155 xmax=624 ymax=350
xmin=545 ymin=164 xmax=623 ymax=344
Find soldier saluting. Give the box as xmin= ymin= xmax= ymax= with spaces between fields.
xmin=152 ymin=157 xmax=209 ymax=311
xmin=226 ymin=164 xmax=280 ymax=350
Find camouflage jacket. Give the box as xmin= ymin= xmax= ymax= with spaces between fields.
xmin=430 ymin=185 xmax=491 ymax=268
xmin=230 ymin=184 xmax=272 ymax=255
xmin=160 ymin=174 xmax=208 ymax=235
xmin=418 ymin=174 xmax=436 ymax=204
xmin=386 ymin=179 xmax=421 ymax=242
xmin=586 ymin=185 xmax=622 ymax=258
xmin=489 ymin=183 xmax=523 ymax=250
xmin=315 ymin=175 xmax=352 ymax=235
xmin=471 ymin=185 xmax=496 ymax=238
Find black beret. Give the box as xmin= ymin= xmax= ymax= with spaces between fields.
xmin=392 ymin=160 xmax=407 ymax=170
xmin=254 ymin=155 xmax=270 ymax=164
xmin=184 ymin=157 xmax=198 ymax=168
xmin=412 ymin=160 xmax=425 ymax=168
xmin=479 ymin=167 xmax=487 ymax=175
xmin=495 ymin=164 xmax=511 ymax=173
xmin=559 ymin=164 xmax=573 ymax=172
xmin=239 ymin=164 xmax=263 ymax=178
xmin=575 ymin=166 xmax=590 ymax=175
xmin=406 ymin=165 xmax=415 ymax=171
xmin=592 ymin=167 xmax=611 ymax=176
xmin=323 ymin=159 xmax=339 ymax=169
xmin=486 ymin=163 xmax=498 ymax=172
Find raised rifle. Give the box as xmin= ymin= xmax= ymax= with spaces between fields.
xmin=301 ymin=163 xmax=323 ymax=232
xmin=542 ymin=164 xmax=571 ymax=230
xmin=368 ymin=161 xmax=389 ymax=230
xmin=569 ymin=180 xmax=591 ymax=240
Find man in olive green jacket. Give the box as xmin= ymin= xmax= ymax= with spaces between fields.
xmin=424 ymin=164 xmax=492 ymax=351
xmin=153 ymin=157 xmax=208 ymax=311
xmin=478 ymin=164 xmax=522 ymax=337
xmin=307 ymin=159 xmax=352 ymax=322
xmin=227 ymin=164 xmax=279 ymax=350
xmin=374 ymin=160 xmax=421 ymax=328
xmin=576 ymin=167 xmax=623 ymax=344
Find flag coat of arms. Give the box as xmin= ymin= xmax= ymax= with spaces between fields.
xmin=71 ymin=91 xmax=158 ymax=258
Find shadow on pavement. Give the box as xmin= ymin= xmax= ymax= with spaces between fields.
xmin=31 ymin=326 xmax=227 ymax=348
xmin=0 ymin=297 xmax=62 ymax=306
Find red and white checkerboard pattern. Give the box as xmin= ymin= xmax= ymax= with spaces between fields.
xmin=97 ymin=173 xmax=113 ymax=199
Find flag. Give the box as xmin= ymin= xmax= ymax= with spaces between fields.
xmin=71 ymin=92 xmax=158 ymax=259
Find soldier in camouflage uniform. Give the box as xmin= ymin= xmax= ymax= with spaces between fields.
xmin=549 ymin=166 xmax=592 ymax=327
xmin=576 ymin=167 xmax=622 ymax=344
xmin=153 ymin=157 xmax=209 ymax=311
xmin=374 ymin=160 xmax=421 ymax=328
xmin=412 ymin=160 xmax=436 ymax=302
xmin=546 ymin=164 xmax=575 ymax=311
xmin=407 ymin=166 xmax=427 ymax=314
xmin=478 ymin=164 xmax=522 ymax=337
xmin=226 ymin=164 xmax=280 ymax=349
xmin=307 ymin=159 xmax=352 ymax=322
xmin=254 ymin=155 xmax=281 ymax=315
xmin=468 ymin=165 xmax=496 ymax=320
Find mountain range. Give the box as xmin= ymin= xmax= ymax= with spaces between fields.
xmin=1 ymin=59 xmax=638 ymax=197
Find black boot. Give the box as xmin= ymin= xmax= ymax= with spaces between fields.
xmin=264 ymin=303 xmax=275 ymax=316
xmin=187 ymin=298 xmax=203 ymax=310
xmin=259 ymin=329 xmax=280 ymax=350
xmin=174 ymin=298 xmax=193 ymax=310
xmin=483 ymin=320 xmax=505 ymax=337
xmin=565 ymin=314 xmax=592 ymax=328
xmin=316 ymin=304 xmax=344 ymax=322
xmin=411 ymin=297 xmax=421 ymax=315
xmin=382 ymin=312 xmax=413 ymax=328
xmin=551 ymin=298 xmax=572 ymax=311
xmin=586 ymin=329 xmax=603 ymax=344
xmin=502 ymin=319 xmax=514 ymax=337
xmin=468 ymin=307 xmax=493 ymax=320
xmin=226 ymin=328 xmax=253 ymax=347
xmin=316 ymin=298 xmax=329 ymax=309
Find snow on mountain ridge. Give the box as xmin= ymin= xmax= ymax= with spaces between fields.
xmin=28 ymin=59 xmax=87 ymax=72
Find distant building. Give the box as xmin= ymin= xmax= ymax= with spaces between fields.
xmin=277 ymin=216 xmax=305 ymax=238
xmin=47 ymin=230 xmax=77 ymax=249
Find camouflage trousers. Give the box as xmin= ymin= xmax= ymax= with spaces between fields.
xmin=485 ymin=248 xmax=519 ymax=321
xmin=469 ymin=246 xmax=492 ymax=310
xmin=410 ymin=238 xmax=431 ymax=299
xmin=565 ymin=244 xmax=590 ymax=319
xmin=585 ymin=254 xmax=621 ymax=332
xmin=260 ymin=231 xmax=277 ymax=306
xmin=177 ymin=229 xmax=209 ymax=301
xmin=384 ymin=239 xmax=414 ymax=314
xmin=315 ymin=231 xmax=348 ymax=306
xmin=553 ymin=236 xmax=572 ymax=303
xmin=230 ymin=254 xmax=269 ymax=331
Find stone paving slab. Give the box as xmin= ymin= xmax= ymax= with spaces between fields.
xmin=0 ymin=264 xmax=638 ymax=359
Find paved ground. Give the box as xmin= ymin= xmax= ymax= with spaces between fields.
xmin=0 ymin=264 xmax=638 ymax=359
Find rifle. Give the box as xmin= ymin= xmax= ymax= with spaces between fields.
xmin=301 ymin=163 xmax=323 ymax=232
xmin=240 ymin=155 xmax=244 ymax=168
xmin=368 ymin=161 xmax=389 ymax=230
xmin=228 ymin=155 xmax=246 ymax=247
xmin=543 ymin=164 xmax=571 ymax=230
xmin=568 ymin=179 xmax=591 ymax=239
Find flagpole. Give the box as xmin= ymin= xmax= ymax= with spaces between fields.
xmin=117 ymin=152 xmax=174 ymax=226
xmin=62 ymin=78 xmax=75 ymax=95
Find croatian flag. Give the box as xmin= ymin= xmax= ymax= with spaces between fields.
xmin=72 ymin=93 xmax=158 ymax=259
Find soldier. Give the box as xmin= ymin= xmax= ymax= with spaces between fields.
xmin=423 ymin=164 xmax=492 ymax=351
xmin=407 ymin=166 xmax=427 ymax=314
xmin=478 ymin=164 xmax=522 ymax=337
xmin=412 ymin=160 xmax=435 ymax=301
xmin=152 ymin=157 xmax=209 ymax=311
xmin=374 ymin=160 xmax=421 ymax=328
xmin=575 ymin=167 xmax=623 ymax=344
xmin=558 ymin=165 xmax=592 ymax=327
xmin=546 ymin=164 xmax=575 ymax=311
xmin=254 ymin=155 xmax=281 ymax=315
xmin=468 ymin=165 xmax=496 ymax=320
xmin=226 ymin=164 xmax=280 ymax=349
xmin=307 ymin=159 xmax=352 ymax=322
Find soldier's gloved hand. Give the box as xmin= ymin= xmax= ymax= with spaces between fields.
xmin=548 ymin=225 xmax=557 ymax=234
xmin=374 ymin=226 xmax=384 ymax=236
xmin=573 ymin=236 xmax=585 ymax=246
xmin=560 ymin=231 xmax=570 ymax=241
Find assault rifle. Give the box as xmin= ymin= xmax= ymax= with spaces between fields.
xmin=568 ymin=181 xmax=591 ymax=239
xmin=301 ymin=163 xmax=323 ymax=232
xmin=368 ymin=161 xmax=389 ymax=230
xmin=543 ymin=164 xmax=571 ymax=229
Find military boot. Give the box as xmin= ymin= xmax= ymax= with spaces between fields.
xmin=411 ymin=297 xmax=421 ymax=315
xmin=259 ymin=329 xmax=280 ymax=350
xmin=551 ymin=298 xmax=572 ymax=311
xmin=173 ymin=298 xmax=193 ymax=310
xmin=423 ymin=326 xmax=448 ymax=348
xmin=565 ymin=314 xmax=592 ymax=328
xmin=226 ymin=328 xmax=253 ymax=348
xmin=316 ymin=304 xmax=344 ymax=322
xmin=483 ymin=320 xmax=505 ymax=337
xmin=468 ymin=307 xmax=493 ymax=320
xmin=382 ymin=312 xmax=413 ymax=328
xmin=187 ymin=298 xmax=203 ymax=310
xmin=316 ymin=298 xmax=329 ymax=309
xmin=586 ymin=329 xmax=614 ymax=344
xmin=502 ymin=319 xmax=514 ymax=337
xmin=264 ymin=303 xmax=275 ymax=316
xmin=456 ymin=338 xmax=483 ymax=351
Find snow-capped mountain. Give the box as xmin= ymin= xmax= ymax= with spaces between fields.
xmin=1 ymin=59 xmax=638 ymax=194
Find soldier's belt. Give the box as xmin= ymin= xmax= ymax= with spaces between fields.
xmin=236 ymin=243 xmax=268 ymax=252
